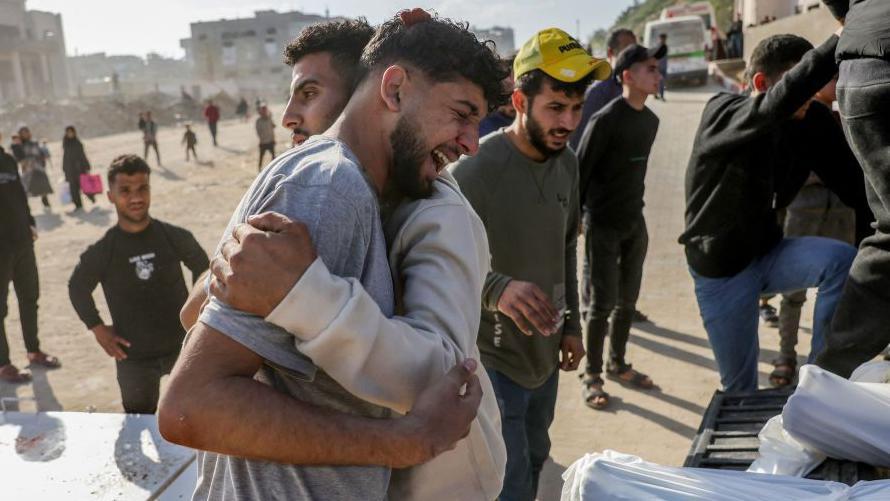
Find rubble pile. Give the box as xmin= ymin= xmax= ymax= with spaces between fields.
xmin=0 ymin=90 xmax=239 ymax=140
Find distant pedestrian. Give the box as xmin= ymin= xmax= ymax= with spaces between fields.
xmin=255 ymin=105 xmax=276 ymax=171
xmin=11 ymin=126 xmax=52 ymax=209
xmin=138 ymin=112 xmax=146 ymax=132
xmin=39 ymin=140 xmax=52 ymax=170
xmin=142 ymin=111 xmax=161 ymax=166
xmin=68 ymin=154 xmax=209 ymax=414
xmin=203 ymin=100 xmax=220 ymax=146
xmin=1 ymin=131 xmax=60 ymax=384
xmin=236 ymin=97 xmax=249 ymax=122
xmin=62 ymin=126 xmax=95 ymax=211
xmin=182 ymin=124 xmax=198 ymax=162
xmin=575 ymin=43 xmax=666 ymax=410
xmin=657 ymin=33 xmax=668 ymax=100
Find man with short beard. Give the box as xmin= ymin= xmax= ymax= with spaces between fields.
xmin=160 ymin=11 xmax=505 ymax=500
xmin=451 ymin=28 xmax=610 ymax=501
xmin=68 ymin=155 xmax=208 ymax=414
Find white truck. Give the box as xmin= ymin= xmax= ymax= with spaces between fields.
xmin=644 ymin=15 xmax=710 ymax=86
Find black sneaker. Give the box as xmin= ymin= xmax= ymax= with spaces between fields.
xmin=632 ymin=309 xmax=650 ymax=323
xmin=759 ymin=303 xmax=779 ymax=327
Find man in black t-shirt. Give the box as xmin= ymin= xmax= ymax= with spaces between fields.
xmin=69 ymin=155 xmax=208 ymax=413
xmin=575 ymin=44 xmax=665 ymax=409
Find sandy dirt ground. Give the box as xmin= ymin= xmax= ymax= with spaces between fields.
xmin=1 ymin=90 xmax=818 ymax=498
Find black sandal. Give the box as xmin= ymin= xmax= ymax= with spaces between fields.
xmin=769 ymin=357 xmax=797 ymax=388
xmin=581 ymin=375 xmax=610 ymax=410
xmin=606 ymin=362 xmax=656 ymax=390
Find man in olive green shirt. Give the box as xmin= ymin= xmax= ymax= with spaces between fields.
xmin=451 ymin=28 xmax=610 ymax=501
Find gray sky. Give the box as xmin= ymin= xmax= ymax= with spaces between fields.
xmin=27 ymin=0 xmax=635 ymax=59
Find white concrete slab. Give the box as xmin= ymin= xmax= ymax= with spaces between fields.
xmin=0 ymin=411 xmax=195 ymax=500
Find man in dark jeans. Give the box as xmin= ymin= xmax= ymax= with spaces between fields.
xmin=69 ymin=155 xmax=208 ymax=413
xmin=680 ymin=32 xmax=861 ymax=392
xmin=575 ymin=43 xmax=666 ymax=409
xmin=0 ymin=132 xmax=60 ymax=383
xmin=817 ymin=0 xmax=890 ymax=378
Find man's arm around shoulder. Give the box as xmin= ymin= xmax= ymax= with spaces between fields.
xmin=158 ymin=321 xmax=483 ymax=467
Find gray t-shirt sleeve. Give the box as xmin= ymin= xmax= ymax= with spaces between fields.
xmin=199 ymin=162 xmax=377 ymax=377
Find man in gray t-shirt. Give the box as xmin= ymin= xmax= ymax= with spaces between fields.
xmin=195 ymin=138 xmax=394 ymax=500
xmin=159 ymin=12 xmax=507 ymax=500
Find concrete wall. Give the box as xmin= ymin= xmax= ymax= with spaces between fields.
xmin=182 ymin=10 xmax=330 ymax=94
xmin=742 ymin=4 xmax=836 ymax=61
xmin=0 ymin=0 xmax=27 ymax=34
xmin=736 ymin=0 xmax=796 ymax=28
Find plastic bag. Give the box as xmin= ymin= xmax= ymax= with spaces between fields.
xmin=783 ymin=365 xmax=890 ymax=467
xmin=747 ymin=415 xmax=825 ymax=477
xmin=58 ymin=180 xmax=71 ymax=205
xmin=560 ymin=450 xmax=853 ymax=500
xmin=850 ymin=361 xmax=890 ymax=384
xmin=561 ymin=450 xmax=890 ymax=500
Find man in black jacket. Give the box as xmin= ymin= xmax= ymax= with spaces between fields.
xmin=69 ymin=155 xmax=208 ymax=413
xmin=0 ymin=132 xmax=60 ymax=383
xmin=816 ymin=0 xmax=890 ymax=378
xmin=679 ymin=31 xmax=860 ymax=392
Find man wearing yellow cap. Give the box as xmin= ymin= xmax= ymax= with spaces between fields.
xmin=451 ymin=27 xmax=610 ymax=501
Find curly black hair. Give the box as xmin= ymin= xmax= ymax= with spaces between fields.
xmin=283 ymin=18 xmax=375 ymax=93
xmin=108 ymin=154 xmax=151 ymax=186
xmin=360 ymin=12 xmax=510 ymax=112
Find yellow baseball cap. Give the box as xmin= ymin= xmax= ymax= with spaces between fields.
xmin=514 ymin=28 xmax=611 ymax=83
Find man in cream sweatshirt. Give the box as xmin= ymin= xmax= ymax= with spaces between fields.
xmin=172 ymin=13 xmax=506 ymax=500
xmin=213 ymin=170 xmax=506 ymax=499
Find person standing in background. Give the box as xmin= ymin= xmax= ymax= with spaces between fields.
xmin=0 ymin=131 xmax=61 ymax=383
xmin=12 ymin=126 xmax=53 ymax=210
xmin=69 ymin=155 xmax=209 ymax=413
xmin=142 ymin=112 xmax=161 ymax=166
xmin=575 ymin=43 xmax=666 ymax=409
xmin=182 ymin=124 xmax=198 ymax=162
xmin=255 ymin=104 xmax=276 ymax=170
xmin=62 ymin=126 xmax=95 ymax=211
xmin=657 ymin=33 xmax=668 ymax=100
xmin=203 ymin=100 xmax=221 ymax=147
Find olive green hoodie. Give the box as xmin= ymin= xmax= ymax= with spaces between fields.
xmin=450 ymin=129 xmax=582 ymax=390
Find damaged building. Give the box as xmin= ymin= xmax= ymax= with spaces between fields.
xmin=180 ymin=9 xmax=335 ymax=97
xmin=0 ymin=0 xmax=70 ymax=104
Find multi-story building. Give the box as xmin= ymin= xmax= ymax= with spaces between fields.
xmin=180 ymin=9 xmax=333 ymax=96
xmin=473 ymin=26 xmax=516 ymax=57
xmin=68 ymin=52 xmax=192 ymax=98
xmin=0 ymin=0 xmax=70 ymax=104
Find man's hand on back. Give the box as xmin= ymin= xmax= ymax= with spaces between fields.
xmin=390 ymin=359 xmax=483 ymax=468
xmin=497 ymin=280 xmax=560 ymax=336
xmin=210 ymin=212 xmax=317 ymax=317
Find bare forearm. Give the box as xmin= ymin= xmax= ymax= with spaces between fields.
xmin=167 ymin=373 xmax=417 ymax=466
xmin=158 ymin=325 xmax=428 ymax=467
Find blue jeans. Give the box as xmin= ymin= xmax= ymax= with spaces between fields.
xmin=487 ymin=368 xmax=559 ymax=501
xmin=691 ymin=237 xmax=855 ymax=392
